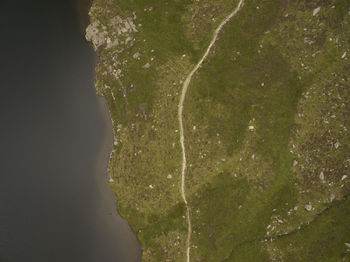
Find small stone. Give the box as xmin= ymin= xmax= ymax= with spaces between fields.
xmin=248 ymin=125 xmax=254 ymax=131
xmin=345 ymin=243 xmax=350 ymax=248
xmin=313 ymin=7 xmax=321 ymax=16
xmin=319 ymin=171 xmax=324 ymax=180
xmin=149 ymin=184 xmax=154 ymax=189
xmin=167 ymin=174 xmax=172 ymax=179
xmin=143 ymin=63 xmax=151 ymax=69
xmin=335 ymin=142 xmax=340 ymax=149
xmin=293 ymin=160 xmax=298 ymax=167
xmin=133 ymin=52 xmax=141 ymax=59
xmin=305 ymin=204 xmax=312 ymax=211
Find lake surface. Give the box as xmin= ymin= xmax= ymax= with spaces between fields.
xmin=0 ymin=1 xmax=141 ymax=261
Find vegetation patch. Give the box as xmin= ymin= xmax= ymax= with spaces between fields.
xmin=87 ymin=0 xmax=350 ymax=260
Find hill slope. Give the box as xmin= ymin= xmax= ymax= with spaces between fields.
xmin=87 ymin=0 xmax=350 ymax=261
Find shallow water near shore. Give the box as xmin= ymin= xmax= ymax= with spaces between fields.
xmin=0 ymin=0 xmax=141 ymax=261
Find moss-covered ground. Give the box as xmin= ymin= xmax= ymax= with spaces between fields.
xmin=88 ymin=0 xmax=350 ymax=261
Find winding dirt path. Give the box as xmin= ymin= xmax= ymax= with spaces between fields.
xmin=178 ymin=1 xmax=244 ymax=261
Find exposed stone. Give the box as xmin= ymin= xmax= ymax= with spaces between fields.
xmin=86 ymin=21 xmax=107 ymax=49
xmin=143 ymin=63 xmax=151 ymax=69
xmin=319 ymin=171 xmax=324 ymax=180
xmin=293 ymin=160 xmax=298 ymax=167
xmin=313 ymin=7 xmax=321 ymax=16
xmin=304 ymin=203 xmax=312 ymax=211
xmin=133 ymin=52 xmax=141 ymax=59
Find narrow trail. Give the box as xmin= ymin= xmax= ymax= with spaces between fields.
xmin=178 ymin=1 xmax=244 ymax=261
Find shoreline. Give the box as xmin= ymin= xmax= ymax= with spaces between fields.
xmin=83 ymin=1 xmax=142 ymax=260
xmin=79 ymin=0 xmax=350 ymax=260
xmin=93 ymin=95 xmax=142 ymax=262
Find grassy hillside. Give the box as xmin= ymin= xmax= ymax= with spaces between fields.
xmin=87 ymin=0 xmax=350 ymax=261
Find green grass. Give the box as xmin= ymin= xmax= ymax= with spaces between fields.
xmin=89 ymin=0 xmax=350 ymax=260
xmin=183 ymin=0 xmax=350 ymax=260
xmin=273 ymin=197 xmax=350 ymax=262
xmin=184 ymin=1 xmax=301 ymax=258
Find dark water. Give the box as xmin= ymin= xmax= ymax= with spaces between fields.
xmin=0 ymin=1 xmax=141 ymax=261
